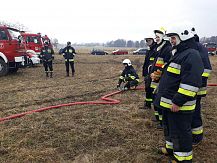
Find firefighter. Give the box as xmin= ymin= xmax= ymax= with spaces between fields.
xmin=153 ymin=26 xmax=204 ymax=162
xmin=117 ymin=59 xmax=139 ymax=90
xmin=141 ymin=34 xmax=157 ymax=109
xmin=188 ymin=28 xmax=212 ymax=146
xmin=40 ymin=41 xmax=54 ymax=78
xmin=62 ymin=41 xmax=76 ymax=77
xmin=150 ymin=28 xmax=172 ymax=127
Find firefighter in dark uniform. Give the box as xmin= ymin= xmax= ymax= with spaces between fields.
xmin=188 ymin=28 xmax=212 ymax=146
xmin=141 ymin=34 xmax=157 ymax=109
xmin=153 ymin=27 xmax=204 ymax=162
xmin=117 ymin=59 xmax=139 ymax=90
xmin=62 ymin=41 xmax=76 ymax=77
xmin=150 ymin=28 xmax=172 ymax=127
xmin=40 ymin=41 xmax=54 ymax=78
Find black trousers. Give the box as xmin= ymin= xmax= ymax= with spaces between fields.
xmin=43 ymin=60 xmax=53 ymax=72
xmin=65 ymin=61 xmax=75 ymax=73
xmin=124 ymin=80 xmax=138 ymax=89
xmin=191 ymin=97 xmax=203 ymax=142
xmin=163 ymin=109 xmax=193 ymax=162
xmin=144 ymin=77 xmax=154 ymax=105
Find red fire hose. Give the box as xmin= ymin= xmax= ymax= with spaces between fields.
xmin=0 ymin=84 xmax=216 ymax=123
xmin=0 ymin=90 xmax=123 ymax=123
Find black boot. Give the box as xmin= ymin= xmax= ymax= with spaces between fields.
xmin=46 ymin=72 xmax=49 ymax=77
xmin=50 ymin=72 xmax=53 ymax=78
xmin=66 ymin=72 xmax=69 ymax=77
xmin=72 ymin=72 xmax=75 ymax=77
xmin=140 ymin=102 xmax=151 ymax=110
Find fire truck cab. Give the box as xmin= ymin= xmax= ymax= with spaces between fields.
xmin=0 ymin=26 xmax=28 ymax=76
xmin=21 ymin=32 xmax=43 ymax=55
xmin=203 ymin=42 xmax=217 ymax=56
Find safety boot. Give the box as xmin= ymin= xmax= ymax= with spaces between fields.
xmin=66 ymin=72 xmax=69 ymax=77
xmin=139 ymin=102 xmax=151 ymax=110
xmin=72 ymin=72 xmax=75 ymax=77
xmin=50 ymin=72 xmax=53 ymax=78
xmin=46 ymin=72 xmax=49 ymax=77
xmin=158 ymin=147 xmax=173 ymax=156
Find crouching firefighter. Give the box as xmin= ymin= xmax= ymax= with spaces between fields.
xmin=41 ymin=41 xmax=54 ymax=78
xmin=62 ymin=41 xmax=76 ymax=77
xmin=154 ymin=26 xmax=204 ymax=163
xmin=117 ymin=59 xmax=139 ymax=91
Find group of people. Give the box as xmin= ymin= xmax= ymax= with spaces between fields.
xmin=117 ymin=26 xmax=212 ymax=163
xmin=40 ymin=41 xmax=76 ymax=78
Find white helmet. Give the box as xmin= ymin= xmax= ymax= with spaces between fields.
xmin=154 ymin=27 xmax=167 ymax=35
xmin=122 ymin=59 xmax=132 ymax=66
xmin=166 ymin=24 xmax=194 ymax=41
xmin=144 ymin=33 xmax=155 ymax=40
xmin=191 ymin=27 xmax=196 ymax=35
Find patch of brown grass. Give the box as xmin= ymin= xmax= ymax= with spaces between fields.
xmin=1 ymin=53 xmax=217 ymax=162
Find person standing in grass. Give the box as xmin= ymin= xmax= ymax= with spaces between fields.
xmin=40 ymin=41 xmax=54 ymax=78
xmin=62 ymin=41 xmax=76 ymax=77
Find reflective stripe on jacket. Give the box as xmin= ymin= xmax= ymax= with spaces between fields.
xmin=62 ymin=46 xmax=76 ymax=60
xmin=40 ymin=47 xmax=54 ymax=61
xmin=196 ymin=42 xmax=212 ymax=97
xmin=154 ymin=43 xmax=204 ymax=112
xmin=119 ymin=66 xmax=139 ymax=83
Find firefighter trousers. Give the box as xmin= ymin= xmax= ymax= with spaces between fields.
xmin=163 ymin=109 xmax=193 ymax=162
xmin=144 ymin=77 xmax=154 ymax=107
xmin=43 ymin=60 xmax=53 ymax=72
xmin=65 ymin=61 xmax=75 ymax=73
xmin=191 ymin=97 xmax=203 ymax=143
xmin=124 ymin=80 xmax=138 ymax=89
xmin=153 ymin=102 xmax=162 ymax=123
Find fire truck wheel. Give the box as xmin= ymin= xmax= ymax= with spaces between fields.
xmin=0 ymin=59 xmax=9 ymax=76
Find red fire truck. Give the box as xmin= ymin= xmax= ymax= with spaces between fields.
xmin=0 ymin=25 xmax=28 ymax=76
xmin=21 ymin=32 xmax=43 ymax=55
xmin=203 ymin=42 xmax=217 ymax=55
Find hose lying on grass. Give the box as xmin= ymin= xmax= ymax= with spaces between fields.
xmin=1 ymin=84 xmax=217 ymax=123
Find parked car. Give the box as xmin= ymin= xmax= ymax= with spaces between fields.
xmin=91 ymin=49 xmax=108 ymax=55
xmin=133 ymin=48 xmax=148 ymax=55
xmin=112 ymin=49 xmax=128 ymax=55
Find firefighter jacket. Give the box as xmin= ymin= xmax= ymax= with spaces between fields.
xmin=118 ymin=66 xmax=139 ymax=85
xmin=142 ymin=43 xmax=157 ymax=77
xmin=185 ymin=38 xmax=212 ymax=97
xmin=154 ymin=41 xmax=204 ymax=113
xmin=62 ymin=46 xmax=76 ymax=62
xmin=150 ymin=40 xmax=172 ymax=89
xmin=40 ymin=47 xmax=54 ymax=61
xmin=196 ymin=42 xmax=212 ymax=97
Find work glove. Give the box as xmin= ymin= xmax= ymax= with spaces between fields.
xmin=150 ymin=69 xmax=162 ymax=81
xmin=117 ymin=84 xmax=120 ymax=89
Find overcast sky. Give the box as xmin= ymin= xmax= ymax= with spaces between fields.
xmin=1 ymin=0 xmax=217 ymax=44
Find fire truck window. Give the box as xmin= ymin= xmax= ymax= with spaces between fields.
xmin=33 ymin=37 xmax=39 ymax=44
xmin=8 ymin=29 xmax=20 ymax=40
xmin=0 ymin=30 xmax=8 ymax=40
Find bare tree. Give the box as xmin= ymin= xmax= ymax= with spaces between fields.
xmin=0 ymin=20 xmax=29 ymax=31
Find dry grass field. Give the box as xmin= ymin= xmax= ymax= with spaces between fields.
xmin=1 ymin=50 xmax=217 ymax=163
